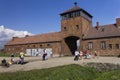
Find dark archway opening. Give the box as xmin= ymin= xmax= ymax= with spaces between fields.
xmin=65 ymin=36 xmax=79 ymax=55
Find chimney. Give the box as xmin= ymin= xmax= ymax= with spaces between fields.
xmin=96 ymin=22 xmax=99 ymax=27
xmin=95 ymin=22 xmax=99 ymax=30
xmin=12 ymin=37 xmax=18 ymax=41
xmin=25 ymin=35 xmax=29 ymax=37
xmin=116 ymin=18 xmax=120 ymax=27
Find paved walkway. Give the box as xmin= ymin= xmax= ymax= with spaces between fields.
xmin=0 ymin=56 xmax=120 ymax=73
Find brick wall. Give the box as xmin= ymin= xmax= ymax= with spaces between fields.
xmin=5 ymin=41 xmax=61 ymax=55
xmin=83 ymin=37 xmax=120 ymax=56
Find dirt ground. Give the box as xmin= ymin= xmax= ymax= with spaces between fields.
xmin=0 ymin=56 xmax=120 ymax=73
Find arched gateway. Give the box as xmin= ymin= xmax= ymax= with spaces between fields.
xmin=64 ymin=36 xmax=80 ymax=55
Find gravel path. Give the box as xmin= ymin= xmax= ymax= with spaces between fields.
xmin=0 ymin=56 xmax=120 ymax=73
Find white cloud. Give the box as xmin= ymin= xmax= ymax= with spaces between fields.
xmin=0 ymin=25 xmax=34 ymax=49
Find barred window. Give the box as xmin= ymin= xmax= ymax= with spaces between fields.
xmin=108 ymin=44 xmax=112 ymax=49
xmin=88 ymin=42 xmax=93 ymax=50
xmin=100 ymin=41 xmax=106 ymax=49
xmin=116 ymin=44 xmax=120 ymax=49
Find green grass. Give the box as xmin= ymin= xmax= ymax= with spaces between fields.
xmin=0 ymin=64 xmax=120 ymax=80
xmin=95 ymin=70 xmax=120 ymax=80
xmin=0 ymin=51 xmax=19 ymax=57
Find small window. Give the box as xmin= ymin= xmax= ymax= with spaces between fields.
xmin=9 ymin=48 xmax=11 ymax=51
xmin=68 ymin=13 xmax=72 ymax=18
xmin=64 ymin=27 xmax=67 ymax=31
xmin=116 ymin=44 xmax=120 ymax=49
xmin=100 ymin=41 xmax=106 ymax=49
xmin=108 ymin=44 xmax=112 ymax=49
xmin=28 ymin=45 xmax=29 ymax=47
xmin=21 ymin=47 xmax=24 ymax=50
xmin=88 ymin=42 xmax=93 ymax=50
xmin=101 ymin=28 xmax=104 ymax=32
xmin=40 ymin=45 xmax=42 ymax=47
xmin=33 ymin=45 xmax=35 ymax=48
xmin=47 ymin=44 xmax=50 ymax=46
xmin=76 ymin=25 xmax=79 ymax=29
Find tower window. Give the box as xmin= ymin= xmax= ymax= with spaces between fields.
xmin=64 ymin=27 xmax=67 ymax=31
xmin=76 ymin=25 xmax=79 ymax=29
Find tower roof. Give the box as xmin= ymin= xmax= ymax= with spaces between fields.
xmin=60 ymin=3 xmax=92 ymax=17
xmin=60 ymin=5 xmax=81 ymax=15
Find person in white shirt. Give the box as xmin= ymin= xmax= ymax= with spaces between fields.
xmin=74 ymin=50 xmax=79 ymax=61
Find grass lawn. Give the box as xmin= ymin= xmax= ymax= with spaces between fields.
xmin=0 ymin=51 xmax=19 ymax=57
xmin=0 ymin=64 xmax=120 ymax=80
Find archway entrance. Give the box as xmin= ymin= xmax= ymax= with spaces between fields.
xmin=65 ymin=36 xmax=80 ymax=55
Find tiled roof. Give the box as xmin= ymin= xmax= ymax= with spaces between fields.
xmin=5 ymin=24 xmax=120 ymax=45
xmin=6 ymin=32 xmax=61 ymax=45
xmin=83 ymin=24 xmax=120 ymax=39
xmin=60 ymin=6 xmax=92 ymax=18
xmin=60 ymin=6 xmax=81 ymax=15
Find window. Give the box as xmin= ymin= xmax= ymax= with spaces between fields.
xmin=47 ymin=44 xmax=50 ymax=46
xmin=68 ymin=13 xmax=72 ymax=18
xmin=9 ymin=48 xmax=11 ymax=51
xmin=28 ymin=45 xmax=29 ymax=47
xmin=64 ymin=27 xmax=67 ymax=31
xmin=33 ymin=45 xmax=35 ymax=48
xmin=116 ymin=44 xmax=120 ymax=49
xmin=76 ymin=25 xmax=79 ymax=29
xmin=21 ymin=47 xmax=24 ymax=50
xmin=40 ymin=45 xmax=42 ymax=47
xmin=100 ymin=41 xmax=106 ymax=49
xmin=88 ymin=42 xmax=93 ymax=50
xmin=108 ymin=44 xmax=112 ymax=49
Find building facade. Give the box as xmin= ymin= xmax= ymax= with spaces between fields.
xmin=5 ymin=4 xmax=120 ymax=56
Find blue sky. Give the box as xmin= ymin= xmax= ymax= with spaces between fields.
xmin=0 ymin=0 xmax=120 ymax=34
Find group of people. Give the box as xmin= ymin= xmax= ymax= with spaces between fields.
xmin=1 ymin=50 xmax=52 ymax=68
xmin=74 ymin=50 xmax=98 ymax=61
xmin=10 ymin=51 xmax=25 ymax=65
xmin=1 ymin=51 xmax=25 ymax=67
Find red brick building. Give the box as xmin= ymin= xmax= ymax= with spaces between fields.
xmin=5 ymin=3 xmax=120 ymax=56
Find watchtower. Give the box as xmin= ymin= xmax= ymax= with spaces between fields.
xmin=60 ymin=2 xmax=93 ymax=55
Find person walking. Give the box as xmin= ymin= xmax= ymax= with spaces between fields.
xmin=19 ymin=51 xmax=25 ymax=64
xmin=42 ymin=50 xmax=47 ymax=61
xmin=74 ymin=50 xmax=79 ymax=61
xmin=93 ymin=51 xmax=99 ymax=59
